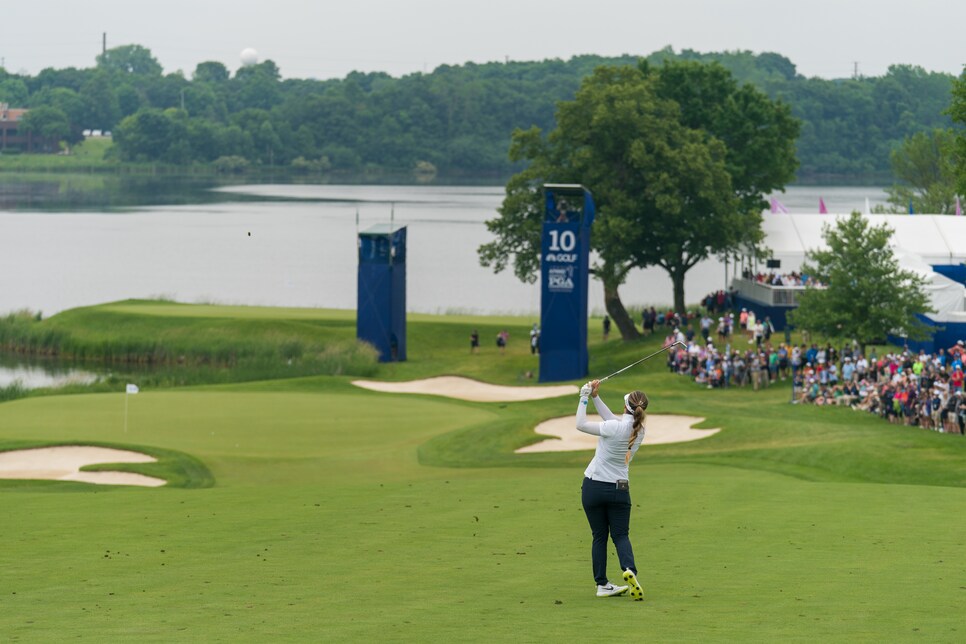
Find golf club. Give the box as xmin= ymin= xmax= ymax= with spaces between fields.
xmin=597 ymin=340 xmax=687 ymax=382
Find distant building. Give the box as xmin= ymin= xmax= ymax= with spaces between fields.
xmin=0 ymin=103 xmax=40 ymax=152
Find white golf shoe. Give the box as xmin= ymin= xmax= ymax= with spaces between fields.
xmin=596 ymin=582 xmax=628 ymax=598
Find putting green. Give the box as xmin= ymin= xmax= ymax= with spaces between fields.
xmin=0 ymin=387 xmax=498 ymax=486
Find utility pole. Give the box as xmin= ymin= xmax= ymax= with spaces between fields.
xmin=852 ymin=61 xmax=859 ymax=80
xmin=102 ymin=32 xmax=107 ymax=57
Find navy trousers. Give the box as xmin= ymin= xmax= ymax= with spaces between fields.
xmin=581 ymin=477 xmax=638 ymax=586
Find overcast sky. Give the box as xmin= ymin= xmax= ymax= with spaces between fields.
xmin=3 ymin=0 xmax=964 ymax=81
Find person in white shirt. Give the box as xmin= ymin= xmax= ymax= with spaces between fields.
xmin=575 ymin=379 xmax=647 ymax=600
xmin=674 ymin=326 xmax=687 ymax=346
xmin=856 ymin=355 xmax=869 ymax=379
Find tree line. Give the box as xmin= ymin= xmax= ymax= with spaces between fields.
xmin=0 ymin=44 xmax=959 ymax=178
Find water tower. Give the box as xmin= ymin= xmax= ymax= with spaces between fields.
xmin=240 ymin=48 xmax=259 ymax=66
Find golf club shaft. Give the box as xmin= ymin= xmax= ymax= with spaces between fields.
xmin=598 ymin=341 xmax=686 ymax=382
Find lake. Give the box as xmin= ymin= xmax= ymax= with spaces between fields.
xmin=0 ymin=179 xmax=890 ymax=320
xmin=0 ymin=354 xmax=98 ymax=389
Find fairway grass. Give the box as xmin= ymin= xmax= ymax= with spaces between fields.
xmin=3 ymin=459 xmax=964 ymax=641
xmin=1 ymin=302 xmax=965 ymax=641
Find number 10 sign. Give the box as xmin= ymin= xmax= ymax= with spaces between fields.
xmin=539 ymin=184 xmax=596 ymax=382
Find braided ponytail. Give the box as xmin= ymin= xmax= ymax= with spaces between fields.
xmin=624 ymin=390 xmax=648 ymax=462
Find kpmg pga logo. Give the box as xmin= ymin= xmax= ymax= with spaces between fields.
xmin=547 ymin=266 xmax=575 ymax=292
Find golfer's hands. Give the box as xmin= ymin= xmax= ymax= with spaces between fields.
xmin=590 ymin=380 xmax=600 ymax=398
xmin=579 ymin=382 xmax=592 ymax=398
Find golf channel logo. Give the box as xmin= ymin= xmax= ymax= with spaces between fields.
xmin=547 ymin=266 xmax=575 ymax=292
xmin=544 ymin=252 xmax=578 ymax=263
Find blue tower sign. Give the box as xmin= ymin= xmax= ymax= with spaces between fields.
xmin=357 ymin=224 xmax=407 ymax=362
xmin=539 ymin=184 xmax=595 ymax=382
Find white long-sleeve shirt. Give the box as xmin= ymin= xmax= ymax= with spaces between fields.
xmin=575 ymin=395 xmax=645 ymax=482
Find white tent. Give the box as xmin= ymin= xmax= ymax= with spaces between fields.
xmin=890 ymin=248 xmax=965 ymax=320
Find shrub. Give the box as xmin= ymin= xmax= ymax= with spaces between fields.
xmin=212 ymin=155 xmax=250 ymax=173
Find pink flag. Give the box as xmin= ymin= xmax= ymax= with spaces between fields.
xmin=957 ymin=195 xmax=962 ymax=216
xmin=819 ymin=198 xmax=828 ymax=214
xmin=770 ymin=197 xmax=789 ymax=214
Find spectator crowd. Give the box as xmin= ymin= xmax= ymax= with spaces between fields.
xmin=662 ymin=314 xmax=966 ymax=435
xmin=743 ymin=269 xmax=826 ymax=288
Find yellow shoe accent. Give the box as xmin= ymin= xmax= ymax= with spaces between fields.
xmin=623 ymin=569 xmax=643 ymax=601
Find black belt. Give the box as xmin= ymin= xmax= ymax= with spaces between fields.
xmin=585 ymin=477 xmax=629 ymax=490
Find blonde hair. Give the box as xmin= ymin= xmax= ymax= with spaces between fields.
xmin=625 ymin=390 xmax=648 ymax=463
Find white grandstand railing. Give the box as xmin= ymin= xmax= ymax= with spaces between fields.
xmin=731 ymin=276 xmax=819 ymax=307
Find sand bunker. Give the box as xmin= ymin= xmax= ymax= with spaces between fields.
xmin=351 ymin=376 xmax=577 ymax=402
xmin=350 ymin=377 xmax=717 ymax=449
xmin=515 ymin=415 xmax=720 ymax=453
xmin=0 ymin=446 xmax=166 ymax=487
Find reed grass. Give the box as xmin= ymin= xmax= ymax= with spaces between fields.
xmin=0 ymin=381 xmax=28 ymax=403
xmin=0 ymin=302 xmax=378 ymax=384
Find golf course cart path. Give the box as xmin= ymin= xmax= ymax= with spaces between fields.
xmin=351 ymin=376 xmax=577 ymax=402
xmin=516 ymin=415 xmax=720 ymax=453
xmin=0 ymin=446 xmax=166 ymax=487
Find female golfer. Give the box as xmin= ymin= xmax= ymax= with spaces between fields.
xmin=575 ymin=379 xmax=646 ymax=600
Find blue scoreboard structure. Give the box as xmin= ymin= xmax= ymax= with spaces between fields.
xmin=539 ymin=184 xmax=596 ymax=382
xmin=357 ymin=224 xmax=407 ymax=362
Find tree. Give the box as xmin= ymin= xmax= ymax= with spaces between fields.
xmin=182 ymin=84 xmax=228 ymax=122
xmin=479 ymin=62 xmax=798 ymax=339
xmin=30 ymin=67 xmax=91 ymax=93
xmin=789 ymin=212 xmax=932 ymax=352
xmin=216 ymin=124 xmax=254 ymax=158
xmin=649 ymin=60 xmax=800 ymax=214
xmin=950 ymin=68 xmax=966 ymax=197
xmin=96 ymin=45 xmax=163 ymax=77
xmin=18 ymin=106 xmax=71 ymax=150
xmin=885 ymin=129 xmax=959 ymax=213
xmin=234 ymin=60 xmax=281 ymax=82
xmin=0 ymin=77 xmax=29 ymax=105
xmin=159 ymin=108 xmax=190 ymax=163
xmin=254 ymin=121 xmax=282 ymax=165
xmin=193 ymin=61 xmax=230 ymax=84
xmin=80 ymin=70 xmax=120 ymax=131
xmin=29 ymin=87 xmax=86 ymax=122
xmin=115 ymin=84 xmax=143 ymax=118
xmin=113 ymin=108 xmax=182 ymax=161
xmin=230 ymin=61 xmax=282 ymax=111
xmin=27 ymin=87 xmax=87 ymax=142
xmin=186 ymin=118 xmax=221 ymax=161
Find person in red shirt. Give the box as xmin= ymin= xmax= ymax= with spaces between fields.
xmin=950 ymin=365 xmax=965 ymax=393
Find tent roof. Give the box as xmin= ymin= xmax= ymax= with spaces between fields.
xmin=762 ymin=213 xmax=966 ymax=266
